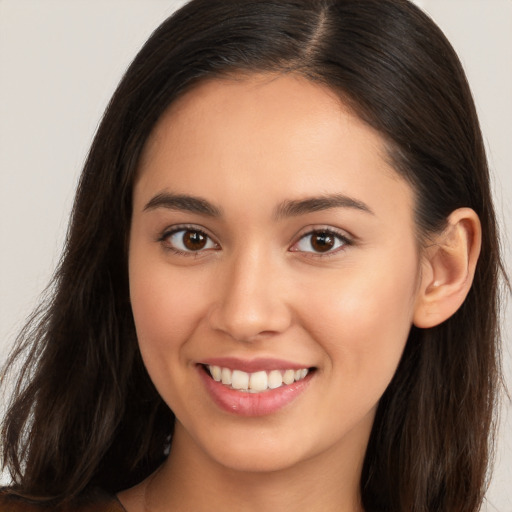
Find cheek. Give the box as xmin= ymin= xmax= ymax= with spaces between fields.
xmin=301 ymin=254 xmax=419 ymax=384
xmin=128 ymin=253 xmax=206 ymax=367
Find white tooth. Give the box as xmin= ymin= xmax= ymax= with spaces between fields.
xmin=221 ymin=367 xmax=232 ymax=385
xmin=283 ymin=369 xmax=295 ymax=385
xmin=268 ymin=370 xmax=283 ymax=389
xmin=294 ymin=369 xmax=302 ymax=381
xmin=249 ymin=371 xmax=268 ymax=392
xmin=300 ymin=368 xmax=309 ymax=379
xmin=210 ymin=365 xmax=222 ymax=382
xmin=231 ymin=370 xmax=250 ymax=390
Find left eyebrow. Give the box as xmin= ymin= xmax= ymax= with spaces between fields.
xmin=273 ymin=194 xmax=374 ymax=220
xmin=143 ymin=192 xmax=222 ymax=217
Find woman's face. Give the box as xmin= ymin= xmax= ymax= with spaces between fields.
xmin=129 ymin=74 xmax=422 ymax=475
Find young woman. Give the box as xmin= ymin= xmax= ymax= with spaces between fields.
xmin=0 ymin=0 xmax=506 ymax=511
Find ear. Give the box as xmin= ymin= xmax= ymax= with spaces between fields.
xmin=413 ymin=208 xmax=481 ymax=328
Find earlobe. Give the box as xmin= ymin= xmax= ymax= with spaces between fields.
xmin=413 ymin=208 xmax=481 ymax=328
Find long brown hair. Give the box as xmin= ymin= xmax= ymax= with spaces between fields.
xmin=1 ymin=1 xmax=506 ymax=510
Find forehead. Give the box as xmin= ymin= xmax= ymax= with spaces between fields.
xmin=134 ymin=73 xmax=413 ymax=223
xmin=138 ymin=72 xmax=387 ymax=174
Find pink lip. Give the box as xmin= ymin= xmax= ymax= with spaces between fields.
xmin=200 ymin=357 xmax=309 ymax=373
xmin=197 ymin=364 xmax=313 ymax=417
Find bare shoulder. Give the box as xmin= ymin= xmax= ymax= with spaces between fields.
xmin=0 ymin=488 xmax=126 ymax=512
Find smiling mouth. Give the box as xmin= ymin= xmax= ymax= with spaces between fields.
xmin=203 ymin=365 xmax=312 ymax=393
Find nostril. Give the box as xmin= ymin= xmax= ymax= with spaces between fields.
xmin=206 ymin=283 xmax=292 ymax=341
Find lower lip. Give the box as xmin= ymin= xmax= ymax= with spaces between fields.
xmin=198 ymin=366 xmax=312 ymax=417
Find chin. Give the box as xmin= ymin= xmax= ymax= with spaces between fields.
xmin=208 ymin=443 xmax=310 ymax=474
xmin=177 ymin=419 xmax=317 ymax=475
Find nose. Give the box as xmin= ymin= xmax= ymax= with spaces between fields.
xmin=207 ymin=248 xmax=292 ymax=342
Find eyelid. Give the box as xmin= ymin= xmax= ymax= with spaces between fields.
xmin=156 ymin=223 xmax=353 ymax=257
xmin=158 ymin=224 xmax=220 ymax=255
xmin=289 ymin=226 xmax=353 ymax=256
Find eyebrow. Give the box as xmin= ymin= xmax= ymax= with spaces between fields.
xmin=143 ymin=192 xmax=222 ymax=217
xmin=143 ymin=192 xmax=373 ymax=219
xmin=273 ymin=194 xmax=374 ymax=219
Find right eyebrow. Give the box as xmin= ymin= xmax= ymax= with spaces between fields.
xmin=273 ymin=193 xmax=374 ymax=220
xmin=143 ymin=192 xmax=222 ymax=217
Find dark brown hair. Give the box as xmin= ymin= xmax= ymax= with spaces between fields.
xmin=1 ymin=1 xmax=505 ymax=510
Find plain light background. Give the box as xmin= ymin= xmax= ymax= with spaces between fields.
xmin=0 ymin=0 xmax=510 ymax=509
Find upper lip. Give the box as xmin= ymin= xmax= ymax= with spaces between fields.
xmin=199 ymin=357 xmax=312 ymax=373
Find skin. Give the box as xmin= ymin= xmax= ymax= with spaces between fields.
xmin=120 ymin=73 xmax=480 ymax=511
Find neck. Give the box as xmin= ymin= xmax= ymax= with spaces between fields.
xmin=142 ymin=422 xmax=367 ymax=512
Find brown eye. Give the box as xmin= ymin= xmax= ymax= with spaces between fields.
xmin=310 ymin=232 xmax=335 ymax=252
xmin=165 ymin=228 xmax=217 ymax=253
xmin=182 ymin=230 xmax=207 ymax=250
xmin=291 ymin=229 xmax=349 ymax=255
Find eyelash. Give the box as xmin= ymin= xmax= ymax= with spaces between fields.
xmin=289 ymin=228 xmax=352 ymax=256
xmin=158 ymin=226 xmax=352 ymax=257
xmin=158 ymin=225 xmax=219 ymax=256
